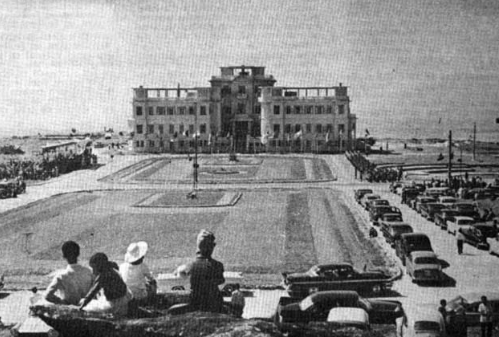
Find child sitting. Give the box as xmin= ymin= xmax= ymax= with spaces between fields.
xmin=119 ymin=241 xmax=156 ymax=302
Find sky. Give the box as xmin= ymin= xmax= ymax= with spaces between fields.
xmin=1 ymin=0 xmax=498 ymax=140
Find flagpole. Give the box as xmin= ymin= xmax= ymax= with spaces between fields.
xmin=448 ymin=130 xmax=452 ymax=187
xmin=193 ymin=103 xmax=198 ymax=193
xmin=473 ymin=122 xmax=476 ymax=161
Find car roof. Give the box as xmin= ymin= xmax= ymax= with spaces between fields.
xmin=390 ymin=222 xmax=412 ymax=227
xmin=453 ymin=216 xmax=475 ymax=221
xmin=308 ymin=291 xmax=360 ymax=303
xmin=317 ymin=263 xmax=353 ymax=269
xmin=410 ymin=251 xmax=437 ymax=258
xmin=327 ymin=307 xmax=369 ymax=323
xmin=401 ymin=232 xmax=429 ymax=238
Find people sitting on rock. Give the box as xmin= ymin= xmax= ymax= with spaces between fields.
xmin=119 ymin=241 xmax=156 ymax=302
xmin=44 ymin=241 xmax=94 ymax=306
xmin=169 ymin=229 xmax=225 ymax=315
xmin=79 ymin=253 xmax=132 ymax=316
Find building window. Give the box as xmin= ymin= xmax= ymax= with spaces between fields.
xmin=306 ymin=124 xmax=312 ymax=133
xmin=200 ymin=106 xmax=207 ymax=115
xmin=326 ymin=105 xmax=333 ymax=114
xmin=306 ymin=106 xmax=313 ymax=114
xmin=140 ymin=140 xmax=144 ymax=147
xmin=135 ymin=141 xmax=140 ymax=147
xmin=326 ymin=124 xmax=333 ymax=133
xmin=136 ymin=125 xmax=143 ymax=134
xmin=178 ymin=107 xmax=186 ymax=115
xmin=294 ymin=106 xmax=301 ymax=114
xmin=179 ymin=140 xmax=184 ymax=148
xmin=316 ymin=124 xmax=323 ymax=133
xmin=338 ymin=124 xmax=345 ymax=133
xmin=158 ymin=125 xmax=164 ymax=134
xmin=157 ymin=107 xmax=165 ymax=115
xmin=200 ymin=124 xmax=207 ymax=134
xmin=148 ymin=107 xmax=154 ymax=115
xmin=147 ymin=125 xmax=154 ymax=134
xmin=273 ymin=124 xmax=280 ymax=136
xmin=179 ymin=124 xmax=185 ymax=134
xmin=189 ymin=106 xmax=195 ymax=115
xmin=286 ymin=106 xmax=292 ymax=115
xmin=167 ymin=107 xmax=175 ymax=115
xmin=254 ymin=105 xmax=261 ymax=114
xmin=189 ymin=124 xmax=195 ymax=135
xmin=149 ymin=140 xmax=155 ymax=147
xmin=221 ymin=86 xmax=231 ymax=96
xmin=316 ymin=106 xmax=324 ymax=114
xmin=136 ymin=106 xmax=143 ymax=116
xmin=238 ymin=86 xmax=246 ymax=94
xmin=159 ymin=140 xmax=164 ymax=147
xmin=237 ymin=103 xmax=245 ymax=114
xmin=285 ymin=124 xmax=291 ymax=134
xmin=295 ymin=124 xmax=301 ymax=133
xmin=338 ymin=105 xmax=345 ymax=114
xmin=169 ymin=124 xmax=175 ymax=134
xmin=274 ymin=105 xmax=280 ymax=115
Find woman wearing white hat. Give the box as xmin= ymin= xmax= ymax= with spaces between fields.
xmin=119 ymin=241 xmax=156 ymax=301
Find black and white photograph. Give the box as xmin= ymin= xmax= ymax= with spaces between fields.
xmin=1 ymin=0 xmax=499 ymax=336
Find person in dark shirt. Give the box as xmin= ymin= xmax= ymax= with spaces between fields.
xmin=79 ymin=253 xmax=131 ymax=316
xmin=169 ymin=230 xmax=225 ymax=314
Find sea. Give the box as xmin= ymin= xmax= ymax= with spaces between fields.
xmin=1 ymin=0 xmax=499 ymax=142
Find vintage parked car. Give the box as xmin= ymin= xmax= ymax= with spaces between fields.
xmin=327 ymin=307 xmax=370 ymax=330
xmin=446 ymin=216 xmax=475 ymax=235
xmin=0 ymin=178 xmax=25 ymax=198
xmin=379 ymin=213 xmax=404 ymax=223
xmin=404 ymin=309 xmax=447 ymax=337
xmin=419 ymin=203 xmax=446 ymax=221
xmin=473 ymin=221 xmax=498 ymax=239
xmin=405 ymin=251 xmax=443 ymax=283
xmin=381 ymin=223 xmax=414 ymax=245
xmin=450 ymin=202 xmax=480 ymax=220
xmin=401 ymin=188 xmax=420 ymax=205
xmin=462 ymin=188 xmax=497 ymax=200
xmin=437 ymin=196 xmax=457 ymax=208
xmin=365 ymin=198 xmax=388 ymax=212
xmin=425 ymin=187 xmax=452 ymax=198
xmin=354 ymin=189 xmax=373 ymax=204
xmin=412 ymin=196 xmax=437 ymax=214
xmin=434 ymin=209 xmax=461 ymax=229
xmin=281 ymin=263 xmax=393 ymax=298
xmin=458 ymin=226 xmax=490 ymax=250
xmin=395 ymin=233 xmax=433 ymax=266
xmin=360 ymin=194 xmax=381 ymax=210
xmin=446 ymin=292 xmax=499 ymax=327
xmin=275 ymin=290 xmax=404 ymax=325
xmin=369 ymin=205 xmax=401 ymax=225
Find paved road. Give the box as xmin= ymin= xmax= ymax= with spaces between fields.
xmin=1 ymin=153 xmax=498 ymax=324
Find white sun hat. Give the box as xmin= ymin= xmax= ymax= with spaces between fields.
xmin=124 ymin=241 xmax=148 ymax=263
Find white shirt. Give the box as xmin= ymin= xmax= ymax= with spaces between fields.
xmin=45 ymin=264 xmax=94 ymax=305
xmin=119 ymin=262 xmax=154 ymax=299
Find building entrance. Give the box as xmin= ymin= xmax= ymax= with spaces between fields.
xmin=234 ymin=121 xmax=249 ymax=152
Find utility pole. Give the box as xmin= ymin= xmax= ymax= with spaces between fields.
xmin=473 ymin=122 xmax=476 ymax=161
xmin=448 ymin=130 xmax=452 ymax=187
xmin=193 ymin=102 xmax=199 ymax=193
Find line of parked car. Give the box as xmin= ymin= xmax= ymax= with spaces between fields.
xmin=355 ymin=188 xmax=444 ymax=284
xmin=396 ymin=183 xmax=498 ymax=251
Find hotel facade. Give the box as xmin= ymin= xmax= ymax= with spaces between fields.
xmin=131 ymin=66 xmax=356 ymax=154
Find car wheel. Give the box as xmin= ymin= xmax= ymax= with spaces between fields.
xmin=171 ymin=286 xmax=185 ymax=291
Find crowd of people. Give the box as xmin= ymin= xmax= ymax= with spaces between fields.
xmin=345 ymin=151 xmax=402 ymax=183
xmin=0 ymin=150 xmax=96 ymax=183
xmin=40 ymin=230 xmax=244 ymax=319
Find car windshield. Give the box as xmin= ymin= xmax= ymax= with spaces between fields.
xmin=394 ymin=227 xmax=413 ymax=235
xmin=385 ymin=215 xmax=402 ymax=221
xmin=415 ymin=257 xmax=438 ymax=264
xmin=375 ymin=200 xmax=389 ymax=205
xmin=459 ymin=219 xmax=474 ymax=225
xmin=299 ymin=296 xmax=314 ymax=311
xmin=414 ymin=321 xmax=441 ymax=332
